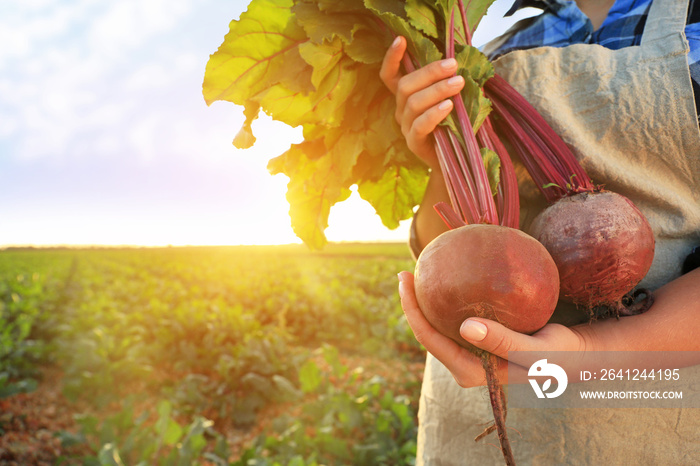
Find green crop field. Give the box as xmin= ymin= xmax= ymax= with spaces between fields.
xmin=0 ymin=244 xmax=426 ymax=465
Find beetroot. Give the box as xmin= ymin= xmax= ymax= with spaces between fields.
xmin=529 ymin=191 xmax=655 ymax=316
xmin=415 ymin=224 xmax=560 ymax=346
xmin=414 ymin=224 xmax=559 ymax=466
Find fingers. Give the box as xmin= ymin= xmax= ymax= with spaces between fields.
xmin=379 ymin=36 xmax=406 ymax=94
xmin=395 ymin=60 xmax=464 ymax=166
xmin=395 ymin=58 xmax=461 ymax=120
xmin=461 ymin=318 xmax=586 ymax=370
xmin=380 ymin=37 xmax=466 ymax=166
xmin=398 ymin=271 xmax=464 ymax=361
xmin=460 ymin=318 xmax=538 ymax=361
xmin=400 ymin=82 xmax=459 ymax=159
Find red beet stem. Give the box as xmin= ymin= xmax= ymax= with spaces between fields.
xmin=485 ymin=74 xmax=595 ymax=201
xmin=444 ymin=10 xmax=499 ymax=226
xmin=477 ymin=118 xmax=519 ymax=229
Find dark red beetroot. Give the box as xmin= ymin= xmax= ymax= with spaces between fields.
xmin=414 ymin=224 xmax=560 ymax=347
xmin=529 ymin=191 xmax=655 ymax=316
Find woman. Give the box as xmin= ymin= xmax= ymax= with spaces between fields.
xmin=381 ymin=0 xmax=700 ymax=463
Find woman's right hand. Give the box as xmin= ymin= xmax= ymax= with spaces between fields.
xmin=379 ymin=36 xmax=466 ymax=170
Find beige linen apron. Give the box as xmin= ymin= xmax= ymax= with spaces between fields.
xmin=416 ymin=0 xmax=700 ymax=464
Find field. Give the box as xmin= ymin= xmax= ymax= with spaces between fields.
xmin=0 ymin=244 xmax=426 ymax=465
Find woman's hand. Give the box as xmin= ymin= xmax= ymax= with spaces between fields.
xmin=399 ymin=266 xmax=700 ymax=388
xmin=397 ymin=270 xmax=594 ymax=388
xmin=380 ymin=36 xmax=465 ymax=170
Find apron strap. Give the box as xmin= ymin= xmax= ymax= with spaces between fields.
xmin=642 ymin=0 xmax=690 ymax=44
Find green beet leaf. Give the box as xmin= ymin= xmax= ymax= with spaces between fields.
xmin=269 ymin=132 xmax=363 ymax=249
xmin=460 ymin=75 xmax=492 ymax=135
xmin=456 ymin=44 xmax=494 ymax=87
xmin=481 ymin=148 xmax=501 ymax=196
xmin=232 ymin=102 xmax=260 ymax=149
xmin=293 ymin=0 xmax=376 ymax=46
xmin=405 ymin=0 xmax=440 ymax=39
xmin=358 ymin=164 xmax=428 ymax=230
xmin=202 ymin=0 xmax=311 ymax=107
xmin=365 ymin=0 xmax=443 ymax=67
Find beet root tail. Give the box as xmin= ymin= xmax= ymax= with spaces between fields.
xmin=592 ymin=287 xmax=655 ymax=320
xmin=478 ymin=353 xmax=516 ymax=466
xmin=620 ymin=288 xmax=654 ymax=316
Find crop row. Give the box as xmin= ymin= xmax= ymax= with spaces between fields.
xmin=0 ymin=245 xmax=424 ymax=464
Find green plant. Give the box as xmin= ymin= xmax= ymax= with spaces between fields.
xmin=0 ymin=251 xmax=75 ymax=397
xmin=60 ymin=400 xmax=229 ymax=466
xmin=235 ymin=344 xmax=418 ymax=465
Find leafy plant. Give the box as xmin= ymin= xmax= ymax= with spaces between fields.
xmin=0 ymin=251 xmax=75 ymax=398
xmin=203 ymin=0 xmax=514 ymax=248
xmin=236 ymin=345 xmax=418 ymax=465
xmin=203 ymin=0 xmax=435 ymax=248
xmin=60 ymin=400 xmax=229 ymax=466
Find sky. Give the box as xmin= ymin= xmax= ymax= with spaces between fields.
xmin=0 ymin=0 xmax=536 ymax=247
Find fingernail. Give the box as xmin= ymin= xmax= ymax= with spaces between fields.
xmin=461 ymin=319 xmax=487 ymax=341
xmin=447 ymin=76 xmax=463 ymax=86
xmin=438 ymin=100 xmax=452 ymax=111
xmin=392 ymin=36 xmax=402 ymax=48
xmin=441 ymin=58 xmax=457 ymax=69
xmin=397 ymin=273 xmax=405 ymax=297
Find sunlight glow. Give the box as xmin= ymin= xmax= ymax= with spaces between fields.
xmin=0 ymin=0 xmax=534 ymax=248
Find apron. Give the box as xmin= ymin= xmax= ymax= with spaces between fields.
xmin=416 ymin=0 xmax=700 ymax=464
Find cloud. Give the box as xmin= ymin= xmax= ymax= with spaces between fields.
xmin=85 ymin=0 xmax=192 ymax=58
xmin=0 ymin=0 xmax=244 ymax=162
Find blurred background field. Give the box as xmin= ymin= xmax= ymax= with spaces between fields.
xmin=0 ymin=243 xmax=426 ymax=465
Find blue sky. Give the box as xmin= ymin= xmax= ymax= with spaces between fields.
xmin=0 ymin=0 xmax=533 ymax=247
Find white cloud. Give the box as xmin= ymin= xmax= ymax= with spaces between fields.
xmin=86 ymin=0 xmax=191 ymax=57
xmin=123 ymin=63 xmax=174 ymax=92
xmin=0 ymin=114 xmax=19 ymax=138
xmin=0 ymin=0 xmax=226 ymax=162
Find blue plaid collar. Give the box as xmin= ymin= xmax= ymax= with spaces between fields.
xmin=490 ymin=0 xmax=653 ymax=58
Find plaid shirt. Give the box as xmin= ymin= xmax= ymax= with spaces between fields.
xmin=491 ymin=0 xmax=700 ymax=113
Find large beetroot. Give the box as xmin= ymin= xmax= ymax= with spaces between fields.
xmin=415 ymin=224 xmax=559 ymax=347
xmin=414 ymin=224 xmax=559 ymax=466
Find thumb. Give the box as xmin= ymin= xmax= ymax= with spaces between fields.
xmin=460 ymin=318 xmax=543 ymax=365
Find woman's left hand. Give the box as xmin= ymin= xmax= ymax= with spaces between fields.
xmin=397 ymin=270 xmax=595 ymax=388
